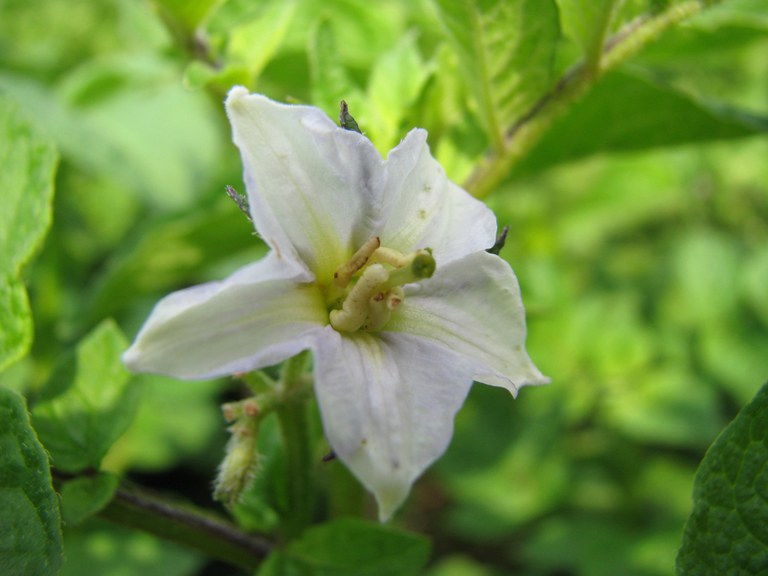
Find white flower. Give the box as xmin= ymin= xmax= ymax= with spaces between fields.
xmin=123 ymin=87 xmax=549 ymax=520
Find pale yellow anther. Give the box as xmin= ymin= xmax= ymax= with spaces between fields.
xmin=367 ymin=247 xmax=411 ymax=269
xmin=330 ymin=264 xmax=390 ymax=332
xmin=333 ymin=236 xmax=380 ymax=289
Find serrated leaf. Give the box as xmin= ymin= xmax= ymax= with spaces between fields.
xmin=60 ymin=472 xmax=119 ymax=526
xmin=515 ymin=69 xmax=768 ymax=176
xmin=677 ymin=382 xmax=768 ymax=575
xmin=0 ymin=95 xmax=57 ymax=372
xmin=258 ymin=518 xmax=431 ymax=576
xmin=32 ymin=320 xmax=141 ymax=472
xmin=434 ymin=0 xmax=560 ymax=149
xmin=0 ymin=387 xmax=63 ymax=575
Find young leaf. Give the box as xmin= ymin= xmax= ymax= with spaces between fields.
xmin=32 ymin=320 xmax=141 ymax=472
xmin=433 ymin=0 xmax=560 ymax=150
xmin=0 ymin=95 xmax=58 ymax=372
xmin=258 ymin=518 xmax=431 ymax=576
xmin=0 ymin=387 xmax=63 ymax=575
xmin=677 ymin=382 xmax=768 ymax=575
xmin=59 ymin=472 xmax=119 ymax=526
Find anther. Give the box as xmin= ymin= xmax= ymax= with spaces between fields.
xmin=333 ymin=236 xmax=380 ymax=289
xmin=330 ymin=264 xmax=389 ymax=332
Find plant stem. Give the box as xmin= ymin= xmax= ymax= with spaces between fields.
xmin=276 ymin=351 xmax=314 ymax=539
xmin=99 ymin=481 xmax=272 ymax=570
xmin=463 ymin=0 xmax=708 ymax=198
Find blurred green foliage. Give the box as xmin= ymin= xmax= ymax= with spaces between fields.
xmin=1 ymin=0 xmax=767 ymax=574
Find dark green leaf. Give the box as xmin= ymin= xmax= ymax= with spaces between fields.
xmin=32 ymin=320 xmax=140 ymax=472
xmin=677 ymin=383 xmax=768 ymax=575
xmin=0 ymin=386 xmax=63 ymax=575
xmin=0 ymin=94 xmax=57 ymax=372
xmin=514 ymin=69 xmax=768 ymax=176
xmin=60 ymin=472 xmax=119 ymax=526
xmin=434 ymin=0 xmax=560 ymax=149
xmin=258 ymin=518 xmax=431 ymax=576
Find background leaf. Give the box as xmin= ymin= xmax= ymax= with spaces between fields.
xmin=258 ymin=518 xmax=431 ymax=576
xmin=676 ymin=382 xmax=768 ymax=575
xmin=557 ymin=0 xmax=623 ymax=67
xmin=59 ymin=472 xmax=119 ymax=526
xmin=0 ymin=95 xmax=57 ymax=372
xmin=0 ymin=386 xmax=63 ymax=575
xmin=433 ymin=0 xmax=561 ymax=149
xmin=32 ymin=320 xmax=140 ymax=472
xmin=513 ymin=69 xmax=768 ymax=177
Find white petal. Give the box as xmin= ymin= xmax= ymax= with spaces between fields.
xmin=226 ymin=87 xmax=385 ymax=283
xmin=387 ymin=251 xmax=549 ymax=395
xmin=375 ymin=129 xmax=498 ymax=264
xmin=312 ymin=328 xmax=476 ymax=520
xmin=123 ymin=254 xmax=327 ymax=379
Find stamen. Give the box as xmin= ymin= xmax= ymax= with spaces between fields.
xmin=330 ymin=264 xmax=389 ymax=332
xmin=333 ymin=236 xmax=380 ymax=289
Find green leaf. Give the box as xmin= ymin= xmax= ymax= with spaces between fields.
xmin=366 ymin=33 xmax=431 ymax=152
xmin=60 ymin=521 xmax=204 ymax=576
xmin=0 ymin=57 xmax=222 ymax=210
xmin=0 ymin=94 xmax=57 ymax=372
xmin=677 ymin=382 xmax=768 ymax=575
xmin=0 ymin=386 xmax=63 ymax=575
xmin=32 ymin=320 xmax=140 ymax=472
xmin=258 ymin=518 xmax=431 ymax=576
xmin=309 ymin=17 xmax=364 ymax=120
xmin=60 ymin=472 xmax=119 ymax=526
xmin=80 ymin=201 xmax=259 ymax=329
xmin=153 ymin=0 xmax=222 ymax=33
xmin=557 ymin=0 xmax=623 ymax=67
xmin=434 ymin=0 xmax=560 ymax=150
xmin=515 ymin=69 xmax=768 ymax=176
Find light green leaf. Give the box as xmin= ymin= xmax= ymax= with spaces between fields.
xmin=258 ymin=518 xmax=431 ymax=576
xmin=434 ymin=0 xmax=560 ymax=149
xmin=677 ymin=382 xmax=768 ymax=575
xmin=60 ymin=472 xmax=119 ymax=526
xmin=32 ymin=320 xmax=140 ymax=472
xmin=557 ymin=0 xmax=623 ymax=67
xmin=0 ymin=386 xmax=63 ymax=575
xmin=0 ymin=57 xmax=222 ymax=210
xmin=153 ymin=0 xmax=222 ymax=33
xmin=366 ymin=33 xmax=431 ymax=152
xmin=309 ymin=17 xmax=364 ymax=120
xmin=0 ymin=95 xmax=57 ymax=372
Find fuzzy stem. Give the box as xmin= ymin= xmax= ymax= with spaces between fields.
xmin=276 ymin=351 xmax=314 ymax=539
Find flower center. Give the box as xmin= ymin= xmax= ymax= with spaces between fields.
xmin=326 ymin=237 xmax=435 ymax=333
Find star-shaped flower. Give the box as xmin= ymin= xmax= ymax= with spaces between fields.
xmin=123 ymin=87 xmax=548 ymax=520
